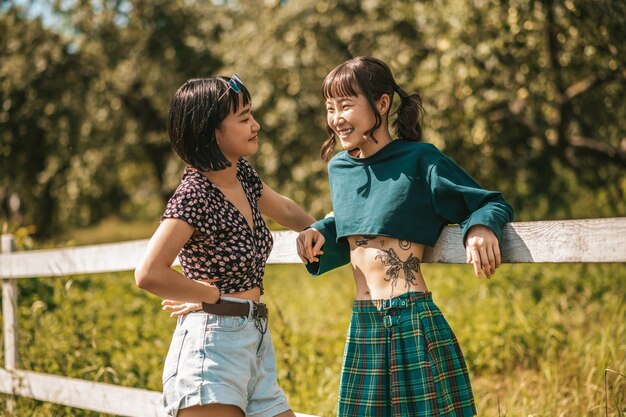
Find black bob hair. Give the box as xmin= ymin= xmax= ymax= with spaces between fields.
xmin=168 ymin=76 xmax=251 ymax=171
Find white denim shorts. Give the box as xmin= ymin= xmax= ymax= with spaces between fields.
xmin=162 ymin=297 xmax=290 ymax=417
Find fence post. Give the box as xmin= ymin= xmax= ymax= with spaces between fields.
xmin=2 ymin=234 xmax=17 ymax=414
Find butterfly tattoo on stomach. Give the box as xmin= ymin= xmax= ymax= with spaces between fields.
xmin=374 ymin=248 xmax=421 ymax=290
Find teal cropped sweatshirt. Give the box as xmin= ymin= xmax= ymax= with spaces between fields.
xmin=306 ymin=139 xmax=514 ymax=276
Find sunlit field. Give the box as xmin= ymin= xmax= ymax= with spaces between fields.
xmin=4 ymin=0 xmax=626 ymax=415
xmin=1 ymin=261 xmax=624 ymax=416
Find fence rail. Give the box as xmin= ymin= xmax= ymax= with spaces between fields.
xmin=1 ymin=218 xmax=625 ymax=416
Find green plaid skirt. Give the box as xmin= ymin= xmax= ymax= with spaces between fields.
xmin=338 ymin=291 xmax=477 ymax=417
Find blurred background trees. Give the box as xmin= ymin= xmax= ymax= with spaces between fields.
xmin=1 ymin=0 xmax=625 ymax=238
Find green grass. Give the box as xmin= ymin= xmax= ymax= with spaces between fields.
xmin=1 ymin=262 xmax=624 ymax=416
xmin=1 ymin=221 xmax=624 ymax=415
xmin=266 ymin=263 xmax=626 ymax=416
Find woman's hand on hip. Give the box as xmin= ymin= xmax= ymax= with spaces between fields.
xmin=161 ymin=300 xmax=203 ymax=317
xmin=465 ymin=225 xmax=501 ymax=279
xmin=161 ymin=279 xmax=220 ymax=317
xmin=296 ymin=228 xmax=325 ymax=264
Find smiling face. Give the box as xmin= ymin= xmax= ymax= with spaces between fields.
xmin=326 ymin=94 xmax=378 ymax=151
xmin=215 ymin=95 xmax=261 ymax=162
xmin=320 ymin=57 xmax=401 ymax=160
xmin=325 ymin=92 xmax=392 ymax=157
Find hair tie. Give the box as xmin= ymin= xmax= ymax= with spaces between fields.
xmin=395 ymin=85 xmax=408 ymax=99
xmin=395 ymin=85 xmax=408 ymax=105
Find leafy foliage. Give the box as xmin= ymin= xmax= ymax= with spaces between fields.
xmin=1 ymin=0 xmax=625 ymax=237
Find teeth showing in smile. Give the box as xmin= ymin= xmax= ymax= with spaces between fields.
xmin=337 ymin=128 xmax=354 ymax=136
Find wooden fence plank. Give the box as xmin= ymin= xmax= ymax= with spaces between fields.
xmin=502 ymin=218 xmax=626 ymax=262
xmin=1 ymin=235 xmax=18 ymax=414
xmin=0 ymin=368 xmax=165 ymax=417
xmin=0 ymin=219 xmax=624 ymax=279
xmin=425 ymin=218 xmax=626 ymax=263
xmin=1 ymin=235 xmax=18 ymax=371
xmin=1 ymin=279 xmax=18 ymax=370
xmin=0 ymin=239 xmax=151 ymax=279
xmin=1 ymin=218 xmax=624 ymax=417
xmin=0 ymin=368 xmax=319 ymax=417
xmin=267 ymin=230 xmax=303 ymax=264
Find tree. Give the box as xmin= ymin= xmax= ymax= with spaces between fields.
xmin=2 ymin=0 xmax=625 ymax=237
xmin=1 ymin=1 xmax=227 ymax=236
xmin=0 ymin=6 xmax=92 ymax=236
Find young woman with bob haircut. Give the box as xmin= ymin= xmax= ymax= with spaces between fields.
xmin=136 ymin=75 xmax=315 ymax=417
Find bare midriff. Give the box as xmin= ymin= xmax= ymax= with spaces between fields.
xmin=347 ymin=235 xmax=428 ymax=300
xmin=224 ymin=287 xmax=262 ymax=302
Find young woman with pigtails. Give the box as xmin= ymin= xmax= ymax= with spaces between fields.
xmin=297 ymin=56 xmax=514 ymax=417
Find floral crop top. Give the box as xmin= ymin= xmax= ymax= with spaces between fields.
xmin=162 ymin=158 xmax=273 ymax=295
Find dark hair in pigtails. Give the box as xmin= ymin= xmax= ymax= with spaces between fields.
xmin=320 ymin=56 xmax=424 ymax=162
xmin=392 ymin=86 xmax=424 ymax=142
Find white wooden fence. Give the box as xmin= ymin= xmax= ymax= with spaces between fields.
xmin=1 ymin=218 xmax=625 ymax=416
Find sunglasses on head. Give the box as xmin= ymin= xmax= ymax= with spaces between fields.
xmin=206 ymin=74 xmax=245 ymax=117
xmin=228 ymin=74 xmax=243 ymax=93
xmin=217 ymin=73 xmax=244 ymax=101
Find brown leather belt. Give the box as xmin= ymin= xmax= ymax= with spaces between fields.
xmin=201 ymin=299 xmax=268 ymax=319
